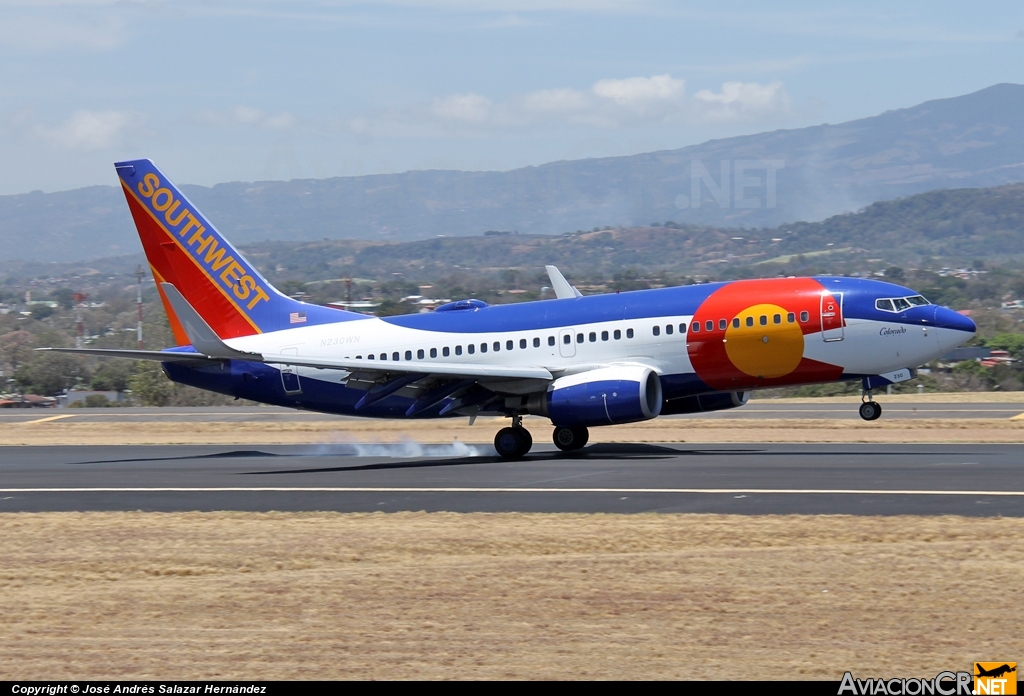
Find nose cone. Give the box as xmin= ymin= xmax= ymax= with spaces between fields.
xmin=933 ymin=306 xmax=976 ymax=335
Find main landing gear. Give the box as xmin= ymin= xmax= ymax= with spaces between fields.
xmin=494 ymin=414 xmax=533 ymax=459
xmin=492 ymin=417 xmax=592 ymax=459
xmin=552 ymin=425 xmax=589 ymax=452
xmin=859 ymin=392 xmax=882 ymax=421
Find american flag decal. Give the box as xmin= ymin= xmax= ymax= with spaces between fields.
xmin=289 ymin=312 xmax=307 ymax=324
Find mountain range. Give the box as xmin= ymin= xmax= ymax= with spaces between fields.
xmin=4 ymin=83 xmax=1024 ymax=263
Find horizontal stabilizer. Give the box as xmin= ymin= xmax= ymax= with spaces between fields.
xmin=161 ymin=283 xmax=263 ymax=361
xmin=35 ymin=347 xmax=218 ymax=363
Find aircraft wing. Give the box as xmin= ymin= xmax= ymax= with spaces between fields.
xmin=261 ymin=353 xmax=552 ymax=380
xmin=545 ymin=265 xmax=583 ymax=299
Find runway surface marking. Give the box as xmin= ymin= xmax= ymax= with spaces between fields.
xmin=19 ymin=414 xmax=76 ymax=424
xmin=1011 ymin=412 xmax=1024 ymax=420
xmin=3 ymin=487 xmax=1023 ymax=496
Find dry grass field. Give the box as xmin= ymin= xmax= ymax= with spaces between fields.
xmin=1 ymin=512 xmax=1021 ymax=680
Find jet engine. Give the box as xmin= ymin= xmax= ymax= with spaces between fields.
xmin=660 ymin=390 xmax=749 ymax=415
xmin=524 ymin=365 xmax=663 ymax=427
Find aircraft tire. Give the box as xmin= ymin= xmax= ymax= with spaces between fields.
xmin=553 ymin=426 xmax=589 ymax=452
xmin=495 ymin=427 xmax=532 ymax=459
xmin=859 ymin=401 xmax=882 ymax=421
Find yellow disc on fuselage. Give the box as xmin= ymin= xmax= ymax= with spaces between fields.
xmin=723 ymin=303 xmax=805 ymax=378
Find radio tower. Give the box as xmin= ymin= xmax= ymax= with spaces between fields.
xmin=135 ymin=264 xmax=145 ymax=349
xmin=72 ymin=292 xmax=89 ymax=349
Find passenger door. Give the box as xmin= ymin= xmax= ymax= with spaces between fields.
xmin=820 ymin=293 xmax=844 ymax=342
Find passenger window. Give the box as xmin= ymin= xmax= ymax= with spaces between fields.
xmin=577 ymin=333 xmax=584 ymax=343
xmin=800 ymin=311 xmax=809 ymax=322
xmin=494 ymin=341 xmax=500 ymax=352
xmin=533 ymin=337 xmax=540 ymax=348
xmin=455 ymin=345 xmax=462 ymax=356
xmin=653 ymin=326 xmax=660 ymax=336
xmin=601 ymin=330 xmax=609 ymax=341
xmin=893 ymin=298 xmax=911 ymax=311
xmin=614 ymin=329 xmax=621 ymax=339
xmin=746 ymin=316 xmax=754 ymax=327
xmin=719 ymin=319 xmax=727 ymax=330
xmin=563 ymin=334 xmax=571 ymax=344
xmin=691 ymin=322 xmax=700 ymax=333
xmin=732 ymin=318 xmax=740 ymax=328
xmin=504 ymin=340 xmax=511 ymax=350
xmin=679 ymin=323 xmax=686 ymax=333
xmin=875 ymin=299 xmax=894 ymax=312
xmin=405 ymin=350 xmax=412 ymax=360
xmin=379 ymin=353 xmax=386 ymax=361
xmin=417 ymin=349 xmax=425 ymax=359
xmin=626 ymin=328 xmax=634 ymax=338
xmin=665 ymin=325 xmax=673 ymax=335
xmin=589 ymin=332 xmax=597 ymax=342
xmin=787 ymin=312 xmax=795 ymax=323
xmin=520 ymin=339 xmax=527 ymax=349
xmin=759 ymin=315 xmax=767 ymax=326
xmin=480 ymin=343 xmax=487 ymax=353
xmin=468 ymin=344 xmax=475 ymax=354
xmin=430 ymin=348 xmax=437 ymax=358
xmin=705 ymin=320 xmax=713 ymax=331
xmin=549 ymin=336 xmax=556 ymax=346
xmin=393 ymin=352 xmax=400 ymax=361
xmin=357 ymin=355 xmax=364 ymax=360
xmin=443 ymin=347 xmax=450 ymax=357
xmin=773 ymin=314 xmax=781 ymax=324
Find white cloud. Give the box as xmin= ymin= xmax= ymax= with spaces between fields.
xmin=431 ymin=93 xmax=492 ymax=123
xmin=520 ymin=88 xmax=590 ymax=113
xmin=592 ymin=74 xmax=684 ymax=105
xmin=372 ymin=75 xmax=790 ymax=135
xmin=33 ymin=110 xmax=132 ymax=151
xmin=693 ymin=81 xmax=791 ymax=121
xmin=196 ymin=106 xmax=297 ymax=130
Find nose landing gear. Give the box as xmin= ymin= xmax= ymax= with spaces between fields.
xmin=493 ymin=414 xmax=533 ymax=459
xmin=859 ymin=392 xmax=882 ymax=421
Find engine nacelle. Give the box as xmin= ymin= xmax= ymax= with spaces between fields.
xmin=529 ymin=365 xmax=663 ymax=427
xmin=660 ymin=390 xmax=749 ymax=416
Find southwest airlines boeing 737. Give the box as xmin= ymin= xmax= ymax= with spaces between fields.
xmin=44 ymin=159 xmax=977 ymax=458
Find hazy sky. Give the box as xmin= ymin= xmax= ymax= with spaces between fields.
xmin=2 ymin=0 xmax=1023 ymax=194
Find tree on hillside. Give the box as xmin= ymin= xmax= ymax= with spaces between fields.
xmin=127 ymin=361 xmax=174 ymax=406
xmin=14 ymin=352 xmax=89 ymax=396
xmin=0 ymin=330 xmax=35 ymax=377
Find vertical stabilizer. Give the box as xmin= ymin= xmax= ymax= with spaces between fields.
xmin=114 ymin=159 xmax=365 ymax=341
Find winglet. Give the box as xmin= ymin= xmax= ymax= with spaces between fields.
xmin=161 ymin=283 xmax=263 ymax=360
xmin=545 ymin=265 xmax=583 ymax=299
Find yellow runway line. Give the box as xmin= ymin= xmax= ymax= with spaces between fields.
xmin=20 ymin=414 xmax=76 ymax=425
xmin=1011 ymin=412 xmax=1024 ymax=421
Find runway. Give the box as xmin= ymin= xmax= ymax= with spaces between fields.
xmin=2 ymin=401 xmax=1023 ymax=423
xmin=2 ymin=443 xmax=1022 ymax=515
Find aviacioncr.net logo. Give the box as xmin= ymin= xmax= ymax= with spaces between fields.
xmin=839 ymin=671 xmax=973 ymax=695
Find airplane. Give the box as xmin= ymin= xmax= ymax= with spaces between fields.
xmin=42 ymin=159 xmax=978 ymax=458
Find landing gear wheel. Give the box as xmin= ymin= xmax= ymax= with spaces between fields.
xmin=494 ymin=427 xmax=532 ymax=459
xmin=553 ymin=426 xmax=590 ymax=452
xmin=859 ymin=401 xmax=882 ymax=421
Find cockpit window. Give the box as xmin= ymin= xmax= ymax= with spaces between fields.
xmin=875 ymin=295 xmax=931 ymax=313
